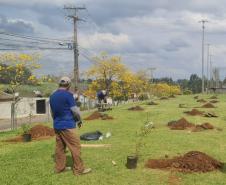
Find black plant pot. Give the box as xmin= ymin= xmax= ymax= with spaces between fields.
xmin=126 ymin=155 xmax=138 ymax=169
xmin=23 ymin=133 xmax=31 ymax=142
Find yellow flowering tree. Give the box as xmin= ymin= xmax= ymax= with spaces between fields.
xmin=0 ymin=52 xmax=41 ymax=93
xmin=86 ymin=53 xmax=126 ymax=92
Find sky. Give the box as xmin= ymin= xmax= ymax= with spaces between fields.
xmin=1 ymin=0 xmax=226 ymax=79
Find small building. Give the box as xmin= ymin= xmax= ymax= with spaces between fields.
xmin=0 ymin=92 xmax=50 ymax=119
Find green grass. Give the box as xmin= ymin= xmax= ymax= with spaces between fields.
xmin=0 ymin=82 xmax=57 ymax=97
xmin=1 ymin=94 xmax=226 ymax=185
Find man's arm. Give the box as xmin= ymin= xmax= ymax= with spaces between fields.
xmin=70 ymin=106 xmax=82 ymax=122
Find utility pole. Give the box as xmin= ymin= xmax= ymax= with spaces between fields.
xmin=64 ymin=5 xmax=86 ymax=91
xmin=209 ymin=54 xmax=213 ymax=88
xmin=199 ymin=19 xmax=208 ymax=94
xmin=206 ymin=43 xmax=210 ymax=93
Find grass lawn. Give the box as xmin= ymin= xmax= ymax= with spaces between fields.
xmin=1 ymin=94 xmax=226 ymax=185
xmin=0 ymin=82 xmax=57 ymax=97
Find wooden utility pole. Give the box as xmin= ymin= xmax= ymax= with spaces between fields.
xmin=64 ymin=5 xmax=86 ymax=91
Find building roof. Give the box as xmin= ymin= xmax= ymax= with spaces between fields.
xmin=0 ymin=91 xmax=14 ymax=102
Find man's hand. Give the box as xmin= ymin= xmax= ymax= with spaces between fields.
xmin=77 ymin=120 xmax=83 ymax=128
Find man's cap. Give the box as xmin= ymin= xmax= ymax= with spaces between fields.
xmin=59 ymin=76 xmax=71 ymax=85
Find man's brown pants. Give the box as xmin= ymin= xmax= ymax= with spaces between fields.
xmin=54 ymin=129 xmax=84 ymax=175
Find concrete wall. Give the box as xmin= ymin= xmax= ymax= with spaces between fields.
xmin=0 ymin=97 xmax=50 ymax=119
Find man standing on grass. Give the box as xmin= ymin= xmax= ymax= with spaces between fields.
xmin=50 ymin=76 xmax=91 ymax=175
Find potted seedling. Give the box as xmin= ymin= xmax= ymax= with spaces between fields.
xmin=126 ymin=113 xmax=154 ymax=169
xmin=21 ymin=123 xmax=32 ymax=142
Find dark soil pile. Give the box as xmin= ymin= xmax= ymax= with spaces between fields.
xmin=29 ymin=125 xmax=55 ymax=139
xmin=192 ymin=123 xmax=214 ymax=132
xmin=209 ymin=100 xmax=219 ymax=104
xmin=194 ymin=96 xmax=199 ymax=99
xmin=201 ymin=103 xmax=215 ymax=108
xmin=128 ymin=106 xmax=144 ymax=111
xmin=145 ymin=151 xmax=223 ymax=173
xmin=84 ymin=111 xmax=114 ymax=120
xmin=184 ymin=109 xmax=203 ymax=116
xmin=204 ymin=112 xmax=218 ymax=118
xmin=197 ymin=99 xmax=207 ymax=103
xmin=168 ymin=118 xmax=194 ymax=130
xmin=160 ymin=97 xmax=169 ymax=100
xmin=147 ymin=101 xmax=158 ymax=105
xmin=5 ymin=125 xmax=55 ymax=142
xmin=210 ymin=96 xmax=218 ymax=99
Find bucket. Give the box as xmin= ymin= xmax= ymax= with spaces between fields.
xmin=126 ymin=155 xmax=138 ymax=169
xmin=23 ymin=134 xmax=31 ymax=142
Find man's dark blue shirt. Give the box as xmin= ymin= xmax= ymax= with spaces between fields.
xmin=50 ymin=89 xmax=76 ymax=130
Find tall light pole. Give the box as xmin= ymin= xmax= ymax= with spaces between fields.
xmin=199 ymin=19 xmax=208 ymax=94
xmin=206 ymin=43 xmax=211 ymax=93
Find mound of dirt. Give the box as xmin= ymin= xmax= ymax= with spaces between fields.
xmin=145 ymin=151 xmax=223 ymax=173
xmin=197 ymin=99 xmax=207 ymax=103
xmin=209 ymin=100 xmax=219 ymax=104
xmin=160 ymin=97 xmax=169 ymax=100
xmin=192 ymin=123 xmax=214 ymax=132
xmin=201 ymin=103 xmax=215 ymax=108
xmin=29 ymin=125 xmax=55 ymax=139
xmin=168 ymin=118 xmax=194 ymax=130
xmin=210 ymin=96 xmax=218 ymax=99
xmin=194 ymin=96 xmax=199 ymax=99
xmin=5 ymin=125 xmax=55 ymax=142
xmin=84 ymin=111 xmax=114 ymax=120
xmin=184 ymin=109 xmax=203 ymax=116
xmin=128 ymin=106 xmax=144 ymax=111
xmin=147 ymin=101 xmax=158 ymax=105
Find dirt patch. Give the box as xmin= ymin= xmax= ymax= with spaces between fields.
xmin=168 ymin=118 xmax=194 ymax=130
xmin=168 ymin=118 xmax=214 ymax=132
xmin=145 ymin=151 xmax=223 ymax=173
xmin=209 ymin=100 xmax=219 ymax=104
xmin=29 ymin=125 xmax=55 ymax=139
xmin=184 ymin=109 xmax=203 ymax=116
xmin=197 ymin=99 xmax=207 ymax=103
xmin=128 ymin=106 xmax=144 ymax=111
xmin=5 ymin=125 xmax=55 ymax=142
xmin=192 ymin=123 xmax=214 ymax=132
xmin=201 ymin=103 xmax=216 ymax=108
xmin=209 ymin=96 xmax=218 ymax=99
xmin=147 ymin=101 xmax=158 ymax=105
xmin=84 ymin=111 xmax=114 ymax=120
xmin=160 ymin=97 xmax=169 ymax=100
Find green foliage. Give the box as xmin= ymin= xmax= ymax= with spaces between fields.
xmin=0 ymin=64 xmax=32 ymax=85
xmin=21 ymin=123 xmax=31 ymax=134
xmin=183 ymin=89 xmax=193 ymax=95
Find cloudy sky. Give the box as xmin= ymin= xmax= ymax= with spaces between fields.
xmin=1 ymin=0 xmax=226 ymax=79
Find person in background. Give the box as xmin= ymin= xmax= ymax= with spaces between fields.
xmin=97 ymin=90 xmax=107 ymax=104
xmin=50 ymin=76 xmax=91 ymax=175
